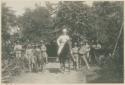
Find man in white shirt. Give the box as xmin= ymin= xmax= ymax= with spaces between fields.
xmin=25 ymin=44 xmax=33 ymax=72
xmin=40 ymin=40 xmax=48 ymax=64
xmin=57 ymin=28 xmax=70 ymax=56
xmin=14 ymin=40 xmax=23 ymax=68
xmin=14 ymin=40 xmax=22 ymax=59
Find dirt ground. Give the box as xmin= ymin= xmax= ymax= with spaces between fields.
xmin=11 ymin=63 xmax=101 ymax=84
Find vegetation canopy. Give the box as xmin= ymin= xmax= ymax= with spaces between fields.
xmin=1 ymin=1 xmax=123 ymax=83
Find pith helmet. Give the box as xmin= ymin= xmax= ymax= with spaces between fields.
xmin=40 ymin=40 xmax=44 ymax=43
xmin=62 ymin=28 xmax=68 ymax=33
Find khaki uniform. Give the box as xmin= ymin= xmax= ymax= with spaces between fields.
xmin=57 ymin=35 xmax=70 ymax=55
xmin=34 ymin=48 xmax=41 ymax=64
xmin=72 ymin=47 xmax=79 ymax=61
xmin=79 ymin=45 xmax=90 ymax=69
xmin=85 ymin=44 xmax=90 ymax=58
xmin=41 ymin=45 xmax=48 ymax=63
xmin=25 ymin=48 xmax=35 ymax=64
xmin=96 ymin=44 xmax=101 ymax=49
xmin=14 ymin=44 xmax=22 ymax=59
xmin=72 ymin=46 xmax=79 ymax=69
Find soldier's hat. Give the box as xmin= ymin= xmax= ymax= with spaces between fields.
xmin=84 ymin=39 xmax=88 ymax=43
xmin=40 ymin=40 xmax=44 ymax=43
xmin=80 ymin=41 xmax=85 ymax=45
xmin=80 ymin=41 xmax=83 ymax=45
xmin=31 ymin=43 xmax=35 ymax=46
xmin=16 ymin=40 xmax=20 ymax=43
xmin=62 ymin=28 xmax=68 ymax=33
xmin=74 ymin=42 xmax=78 ymax=45
xmin=36 ymin=44 xmax=39 ymax=47
xmin=27 ymin=44 xmax=31 ymax=48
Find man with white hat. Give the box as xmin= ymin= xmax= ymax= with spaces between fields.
xmin=57 ymin=28 xmax=70 ymax=56
xmin=40 ymin=40 xmax=48 ymax=64
xmin=14 ymin=40 xmax=22 ymax=59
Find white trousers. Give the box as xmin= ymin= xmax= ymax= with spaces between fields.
xmin=57 ymin=45 xmax=64 ymax=56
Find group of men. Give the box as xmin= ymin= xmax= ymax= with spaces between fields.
xmin=56 ymin=28 xmax=102 ymax=70
xmin=14 ymin=40 xmax=48 ymax=72
xmin=71 ymin=40 xmax=101 ymax=70
xmin=13 ymin=28 xmax=102 ymax=72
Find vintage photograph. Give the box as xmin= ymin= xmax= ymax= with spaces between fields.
xmin=1 ymin=0 xmax=124 ymax=83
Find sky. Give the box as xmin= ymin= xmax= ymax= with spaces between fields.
xmin=3 ymin=0 xmax=94 ymax=16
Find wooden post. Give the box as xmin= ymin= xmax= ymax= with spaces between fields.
xmin=112 ymin=23 xmax=123 ymax=57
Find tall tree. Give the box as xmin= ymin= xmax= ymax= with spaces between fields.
xmin=92 ymin=1 xmax=123 ymax=48
xmin=2 ymin=3 xmax=17 ymax=59
xmin=18 ymin=5 xmax=53 ymax=42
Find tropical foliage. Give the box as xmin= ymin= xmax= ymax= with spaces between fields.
xmin=1 ymin=1 xmax=123 ymax=83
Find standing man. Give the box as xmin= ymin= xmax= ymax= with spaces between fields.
xmin=57 ymin=28 xmax=70 ymax=56
xmin=25 ymin=44 xmax=33 ymax=72
xmin=79 ymin=41 xmax=90 ymax=69
xmin=72 ymin=42 xmax=79 ymax=70
xmin=85 ymin=41 xmax=91 ymax=62
xmin=14 ymin=40 xmax=22 ymax=58
xmin=40 ymin=40 xmax=48 ymax=64
xmin=14 ymin=40 xmax=23 ymax=66
xmin=57 ymin=28 xmax=72 ymax=70
xmin=57 ymin=28 xmax=71 ymax=56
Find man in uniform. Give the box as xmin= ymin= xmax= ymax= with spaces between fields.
xmin=14 ymin=40 xmax=24 ymax=69
xmin=34 ymin=44 xmax=42 ymax=72
xmin=57 ymin=28 xmax=70 ymax=56
xmin=85 ymin=41 xmax=91 ymax=62
xmin=57 ymin=28 xmax=72 ymax=70
xmin=79 ymin=41 xmax=90 ymax=69
xmin=25 ymin=43 xmax=33 ymax=72
xmin=14 ymin=40 xmax=22 ymax=58
xmin=40 ymin=40 xmax=48 ymax=64
xmin=72 ymin=42 xmax=79 ymax=70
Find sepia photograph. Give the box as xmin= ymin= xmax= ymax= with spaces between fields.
xmin=1 ymin=0 xmax=124 ymax=84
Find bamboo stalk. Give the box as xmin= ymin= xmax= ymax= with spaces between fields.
xmin=112 ymin=23 xmax=123 ymax=57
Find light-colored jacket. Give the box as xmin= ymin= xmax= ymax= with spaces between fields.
xmin=79 ymin=45 xmax=90 ymax=55
xmin=57 ymin=35 xmax=70 ymax=47
xmin=57 ymin=35 xmax=70 ymax=55
xmin=72 ymin=47 xmax=79 ymax=54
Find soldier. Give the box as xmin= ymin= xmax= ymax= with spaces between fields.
xmin=14 ymin=40 xmax=22 ymax=58
xmin=57 ymin=28 xmax=70 ymax=55
xmin=57 ymin=28 xmax=71 ymax=70
xmin=33 ymin=44 xmax=42 ymax=72
xmin=40 ymin=40 xmax=48 ymax=64
xmin=25 ymin=44 xmax=34 ymax=72
xmin=72 ymin=42 xmax=79 ymax=70
xmin=14 ymin=40 xmax=23 ymax=66
xmin=57 ymin=28 xmax=71 ymax=57
xmin=79 ymin=41 xmax=90 ymax=69
xmin=89 ymin=40 xmax=97 ymax=64
xmin=96 ymin=41 xmax=102 ymax=49
xmin=85 ymin=41 xmax=91 ymax=61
